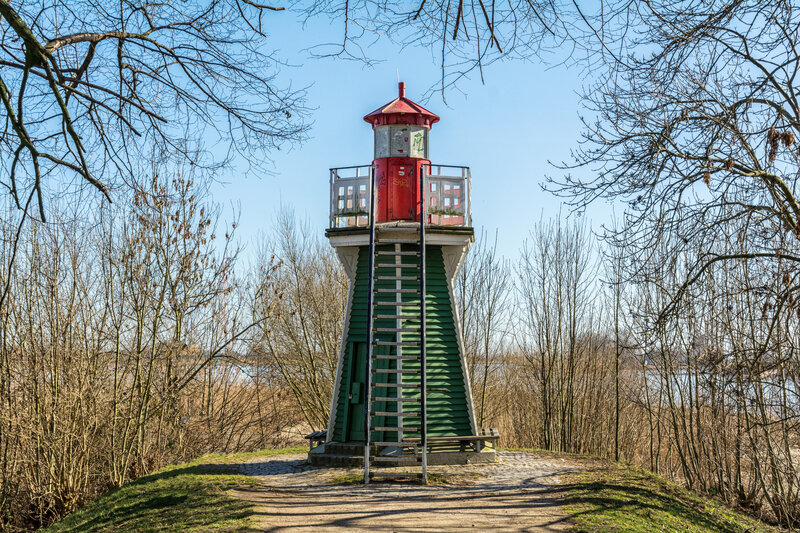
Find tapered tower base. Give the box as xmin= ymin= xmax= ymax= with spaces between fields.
xmin=311 ymin=223 xmax=498 ymax=469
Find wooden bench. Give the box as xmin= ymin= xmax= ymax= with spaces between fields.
xmin=305 ymin=428 xmax=499 ymax=452
xmin=304 ymin=429 xmax=327 ymax=451
xmin=405 ymin=428 xmax=500 ymax=452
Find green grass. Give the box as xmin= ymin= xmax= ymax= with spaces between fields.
xmin=44 ymin=446 xmax=306 ymax=533
xmin=564 ymin=463 xmax=778 ymax=533
xmin=327 ymin=472 xmax=365 ymax=485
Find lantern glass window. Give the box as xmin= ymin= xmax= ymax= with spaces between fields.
xmin=374 ymin=127 xmax=389 ymax=158
xmin=374 ymin=125 xmax=428 ymax=158
xmin=390 ymin=126 xmax=408 ymax=155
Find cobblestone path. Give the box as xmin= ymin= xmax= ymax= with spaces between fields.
xmin=229 ymin=451 xmax=583 ymax=532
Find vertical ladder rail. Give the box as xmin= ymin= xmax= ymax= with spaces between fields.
xmin=420 ymin=165 xmax=428 ymax=484
xmin=365 ymin=165 xmax=427 ymax=483
xmin=364 ymin=165 xmax=376 ymax=484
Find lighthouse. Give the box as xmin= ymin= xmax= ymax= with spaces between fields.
xmin=312 ymin=83 xmax=498 ymax=482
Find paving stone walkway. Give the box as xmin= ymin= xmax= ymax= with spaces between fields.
xmin=229 ymin=451 xmax=583 ymax=532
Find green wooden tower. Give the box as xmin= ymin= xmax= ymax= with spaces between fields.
xmin=314 ymin=83 xmax=497 ymax=482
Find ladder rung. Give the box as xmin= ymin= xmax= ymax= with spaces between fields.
xmin=372 ymin=456 xmax=420 ymax=463
xmin=372 ymin=383 xmax=420 ymax=388
xmin=376 ymin=226 xmax=420 ymax=232
xmin=373 ymin=341 xmax=420 ymax=347
xmin=374 ymin=275 xmax=420 ymax=281
xmin=376 ymin=263 xmax=419 ymax=269
xmin=375 ymin=301 xmax=420 ymax=307
xmin=373 ymin=396 xmax=421 ymax=402
xmin=372 ymin=426 xmax=421 ymax=432
xmin=375 ymin=239 xmax=419 ymax=244
xmin=373 ymin=314 xmax=420 ymax=320
xmin=369 ymin=472 xmax=422 ymax=479
xmin=373 ymin=441 xmax=418 ymax=446
xmin=374 ymin=327 xmax=420 ymax=333
xmin=373 ymin=368 xmax=420 ymax=374
xmin=375 ymin=250 xmax=420 ymax=256
xmin=374 ymin=288 xmax=420 ymax=294
xmin=372 ymin=412 xmax=421 ymax=418
xmin=374 ymin=355 xmax=420 ymax=361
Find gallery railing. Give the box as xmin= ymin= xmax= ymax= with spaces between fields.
xmin=329 ymin=164 xmax=471 ymax=228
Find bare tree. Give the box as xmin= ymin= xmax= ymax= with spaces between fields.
xmin=252 ymin=209 xmax=348 ymax=429
xmin=0 ymin=0 xmax=308 ymax=222
xmin=541 ymin=6 xmax=800 ymax=524
xmin=550 ymin=2 xmax=800 ymax=317
xmin=455 ymin=229 xmax=510 ymax=425
xmin=516 ymin=216 xmax=600 ymax=453
xmin=295 ymin=0 xmax=582 ymax=96
xmin=0 ymin=165 xmax=299 ymax=531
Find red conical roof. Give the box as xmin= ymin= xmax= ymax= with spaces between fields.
xmin=363 ymin=82 xmax=440 ymax=128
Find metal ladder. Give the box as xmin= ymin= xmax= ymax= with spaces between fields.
xmin=363 ymin=168 xmax=428 ymax=484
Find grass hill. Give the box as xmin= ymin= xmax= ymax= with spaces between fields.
xmin=44 ymin=447 xmax=778 ymax=533
xmin=562 ymin=461 xmax=777 ymax=533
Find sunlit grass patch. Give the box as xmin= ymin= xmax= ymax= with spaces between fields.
xmin=44 ymin=446 xmax=306 ymax=533
xmin=564 ymin=463 xmax=778 ymax=533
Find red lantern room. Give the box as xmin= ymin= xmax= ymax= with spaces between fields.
xmin=363 ymin=82 xmax=440 ymax=222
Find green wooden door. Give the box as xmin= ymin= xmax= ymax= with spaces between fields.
xmin=346 ymin=342 xmax=366 ymax=441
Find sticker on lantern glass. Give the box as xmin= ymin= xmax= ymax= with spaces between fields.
xmin=390 ymin=126 xmax=409 ymax=154
xmin=409 ymin=129 xmax=426 ymax=158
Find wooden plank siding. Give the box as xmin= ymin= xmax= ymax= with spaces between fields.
xmin=331 ymin=244 xmax=473 ymax=442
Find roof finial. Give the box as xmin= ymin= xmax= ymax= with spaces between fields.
xmin=398 ymin=81 xmax=405 ymax=98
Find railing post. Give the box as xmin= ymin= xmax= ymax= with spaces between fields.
xmin=329 ymin=169 xmax=335 ymax=228
xmin=466 ymin=168 xmax=471 ymax=227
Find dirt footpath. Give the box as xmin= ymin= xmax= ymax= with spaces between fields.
xmin=229 ymin=451 xmax=583 ymax=532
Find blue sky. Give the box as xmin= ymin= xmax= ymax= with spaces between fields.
xmin=211 ymin=12 xmax=613 ymax=259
